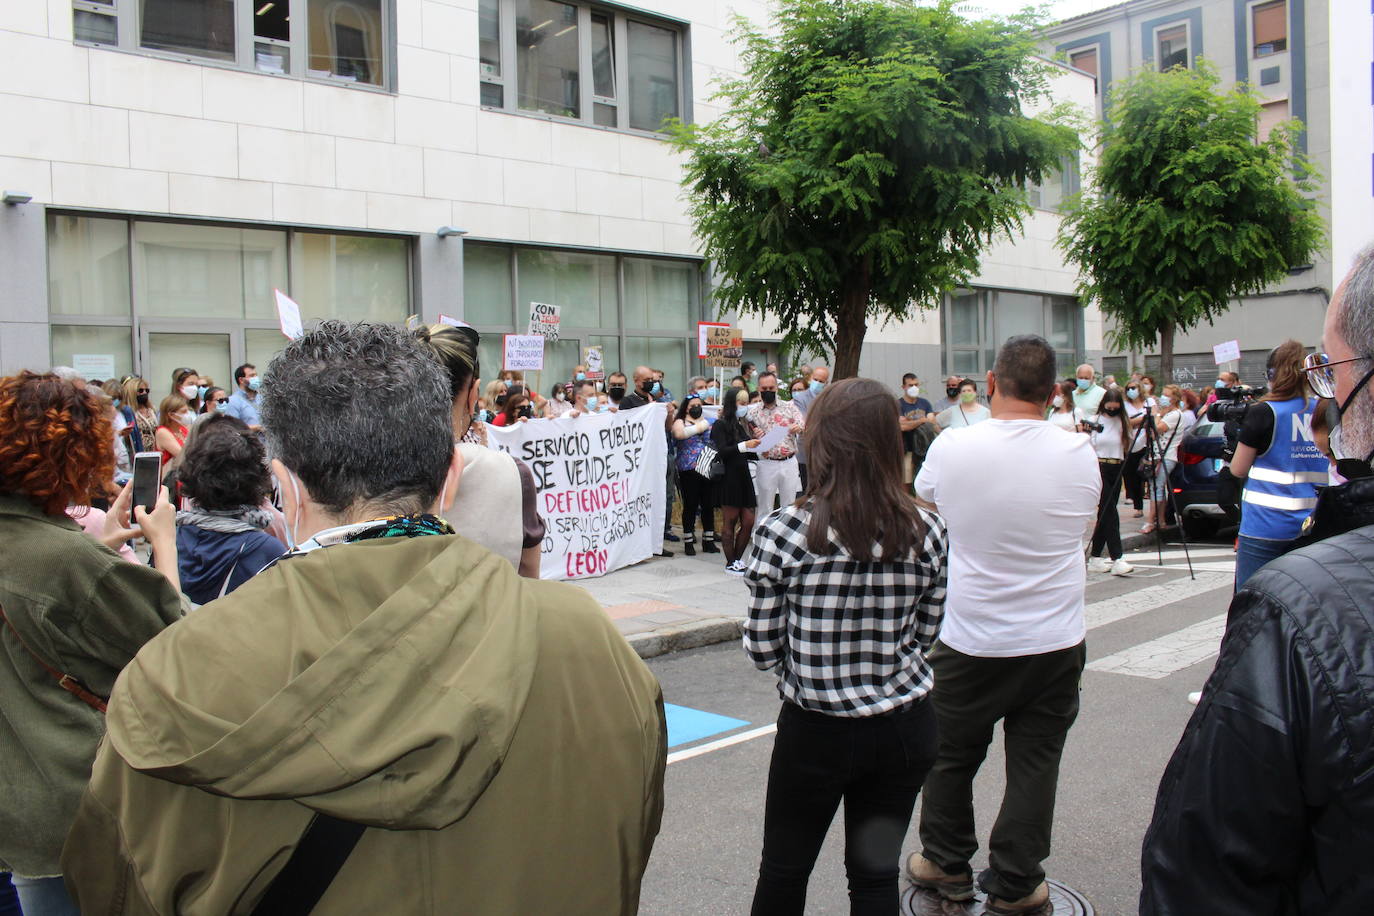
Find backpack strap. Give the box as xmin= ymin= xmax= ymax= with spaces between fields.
xmin=250 ymin=813 xmax=366 ymax=915
xmin=0 ymin=602 xmax=108 ymax=713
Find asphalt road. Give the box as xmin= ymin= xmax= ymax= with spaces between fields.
xmin=638 ymin=537 xmax=1239 ymax=916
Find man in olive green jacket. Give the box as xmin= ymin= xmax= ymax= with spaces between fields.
xmin=63 ymin=321 xmax=667 ymax=914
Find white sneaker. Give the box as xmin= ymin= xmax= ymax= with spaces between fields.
xmin=1187 ymin=691 xmax=1202 ymax=706
xmin=1110 ymin=557 xmax=1134 ymax=576
xmin=1087 ymin=557 xmax=1111 ymax=573
xmin=724 ymin=561 xmax=745 ymax=577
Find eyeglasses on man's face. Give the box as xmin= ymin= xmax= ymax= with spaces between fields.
xmin=1303 ymin=352 xmax=1370 ymax=399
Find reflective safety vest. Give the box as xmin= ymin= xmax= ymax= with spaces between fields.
xmin=1241 ymin=397 xmax=1328 ymax=540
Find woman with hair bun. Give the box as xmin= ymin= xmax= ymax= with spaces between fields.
xmin=0 ymin=371 xmax=184 ymax=915
xmin=413 ymin=322 xmax=546 ymax=577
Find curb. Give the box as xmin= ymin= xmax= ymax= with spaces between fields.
xmin=627 ymin=617 xmax=744 ymax=659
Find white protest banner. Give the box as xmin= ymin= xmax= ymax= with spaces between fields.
xmin=273 ymin=288 xmax=304 ymax=340
xmin=485 ymin=404 xmax=668 ymax=580
xmin=1213 ymin=339 xmax=1241 ymax=365
xmin=72 ymin=354 xmax=116 ymax=380
xmin=528 ymin=302 xmax=562 ymax=341
xmin=504 ymin=334 xmax=545 ymax=370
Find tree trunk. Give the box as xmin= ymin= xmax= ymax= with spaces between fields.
xmin=832 ymin=258 xmax=871 ymax=380
xmin=1158 ymin=322 xmax=1175 ymax=382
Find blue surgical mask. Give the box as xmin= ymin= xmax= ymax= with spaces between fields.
xmin=1076 ymin=378 xmax=1092 ymax=390
xmin=651 ymin=381 xmax=662 ymax=396
xmin=113 ymin=398 xmax=121 ymax=409
xmin=810 ymin=379 xmax=824 ymax=394
xmin=248 ymin=376 xmax=262 ymax=392
xmin=1158 ymin=395 xmax=1173 ymax=408
xmin=1214 ymin=379 xmax=1226 ymax=389
xmin=215 ymin=400 xmax=228 ymax=413
xmin=575 ymin=372 xmax=586 ymax=381
xmin=1126 ymin=387 xmax=1139 ymax=399
xmin=503 ymin=379 xmax=513 ymax=389
xmin=705 ymin=386 xmax=719 ymax=401
xmin=197 ymin=385 xmax=209 ymax=400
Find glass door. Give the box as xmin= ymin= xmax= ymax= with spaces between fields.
xmin=138 ymin=323 xmax=238 ymax=401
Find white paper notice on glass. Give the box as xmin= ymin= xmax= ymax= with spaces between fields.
xmin=274 ymin=289 xmax=304 ymax=340
xmin=746 ymin=424 xmax=790 ymax=454
xmin=72 ymin=354 xmax=116 ymax=380
xmin=1213 ymin=339 xmax=1241 ymax=365
xmin=438 ymin=314 xmax=472 ymax=329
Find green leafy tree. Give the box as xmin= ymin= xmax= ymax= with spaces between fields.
xmin=668 ymin=0 xmax=1078 ymax=379
xmin=1058 ymin=61 xmax=1324 ymax=377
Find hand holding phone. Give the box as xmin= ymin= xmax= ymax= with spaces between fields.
xmin=131 ymin=451 xmax=162 ymax=515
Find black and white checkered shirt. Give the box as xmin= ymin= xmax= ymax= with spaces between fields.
xmin=743 ymin=503 xmax=947 ymax=717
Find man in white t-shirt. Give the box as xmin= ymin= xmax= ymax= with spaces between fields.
xmin=907 ymin=335 xmax=1099 ymax=914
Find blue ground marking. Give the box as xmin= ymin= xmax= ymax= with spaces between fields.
xmin=664 ymin=703 xmax=749 ymax=748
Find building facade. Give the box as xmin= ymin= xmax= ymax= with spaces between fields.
xmin=1044 ymin=0 xmax=1374 ymax=385
xmin=0 ymin=0 xmax=1099 ymax=398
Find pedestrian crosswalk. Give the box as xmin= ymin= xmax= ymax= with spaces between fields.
xmin=1084 ymin=554 xmax=1236 ymax=681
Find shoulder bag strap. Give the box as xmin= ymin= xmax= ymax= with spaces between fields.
xmin=249 ymin=813 xmax=367 ymax=916
xmin=0 ymin=602 xmax=108 ymax=713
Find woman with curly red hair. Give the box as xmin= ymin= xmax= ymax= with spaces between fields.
xmin=0 ymin=371 xmax=185 ymax=916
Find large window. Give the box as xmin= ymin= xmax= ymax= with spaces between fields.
xmin=1251 ymin=0 xmax=1287 ymax=57
xmin=1027 ymin=154 xmax=1081 ymax=212
xmin=464 ymin=242 xmax=702 ymax=397
xmin=480 ymin=0 xmax=685 ymax=133
xmin=72 ymin=0 xmax=391 ymax=89
xmin=1155 ymin=22 xmax=1190 ymax=71
xmin=941 ymin=288 xmax=1082 ymax=377
xmin=48 ymin=214 xmax=411 ymax=383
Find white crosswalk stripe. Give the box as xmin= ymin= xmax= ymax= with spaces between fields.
xmin=1084 ymin=572 xmax=1231 ymax=631
xmin=1086 ymin=614 xmax=1229 ymax=679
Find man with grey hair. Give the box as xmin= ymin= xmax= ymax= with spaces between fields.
xmin=1072 ymin=362 xmax=1105 ymax=420
xmin=64 ymin=321 xmax=667 ymax=914
xmin=1140 ymin=248 xmax=1374 ymax=912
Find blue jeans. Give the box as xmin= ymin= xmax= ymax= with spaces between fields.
xmin=10 ymin=876 xmax=78 ymax=916
xmin=1234 ymin=535 xmax=1292 ymax=592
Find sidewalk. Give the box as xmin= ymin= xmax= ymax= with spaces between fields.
xmin=586 ymin=500 xmax=1180 ymax=659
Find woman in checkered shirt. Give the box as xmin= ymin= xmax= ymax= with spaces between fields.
xmin=743 ymin=377 xmax=948 ymax=915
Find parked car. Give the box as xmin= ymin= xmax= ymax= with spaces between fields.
xmin=1168 ymin=419 xmax=1241 ymax=538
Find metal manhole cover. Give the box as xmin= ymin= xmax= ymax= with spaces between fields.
xmin=903 ymin=879 xmax=1093 ymax=916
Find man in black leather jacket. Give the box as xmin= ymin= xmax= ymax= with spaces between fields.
xmin=1141 ymin=248 xmax=1374 ymax=915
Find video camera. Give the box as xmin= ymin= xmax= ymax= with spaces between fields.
xmin=1205 ymin=385 xmax=1267 ymax=424
xmin=1080 ymin=418 xmax=1105 ymax=434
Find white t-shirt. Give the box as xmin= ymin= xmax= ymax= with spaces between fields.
xmin=1048 ymin=410 xmax=1077 ymax=432
xmin=1091 ymin=414 xmax=1125 ymax=460
xmin=1124 ymin=399 xmax=1157 ymax=453
xmin=936 ymin=403 xmax=992 ymax=429
xmin=1154 ymin=410 xmax=1185 ymax=463
xmin=915 ymin=418 xmax=1099 ymax=658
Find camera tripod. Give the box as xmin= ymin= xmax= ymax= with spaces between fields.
xmin=1090 ymin=405 xmax=1195 ymax=580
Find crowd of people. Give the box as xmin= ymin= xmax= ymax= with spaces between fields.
xmin=2 ymin=249 xmax=1373 ymax=914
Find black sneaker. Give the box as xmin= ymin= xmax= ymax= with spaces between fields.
xmin=664 ymin=532 xmax=681 ymax=542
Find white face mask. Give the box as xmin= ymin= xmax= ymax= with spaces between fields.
xmin=176 ymin=411 xmax=195 ymax=426
xmin=905 ymin=386 xmax=920 ymax=399
xmin=180 ymin=384 xmax=197 ymax=400
xmin=1141 ymin=383 xmax=1154 ymax=393
xmin=1052 ymin=395 xmax=1064 ymax=409
xmin=555 ymin=392 xmax=566 ymax=402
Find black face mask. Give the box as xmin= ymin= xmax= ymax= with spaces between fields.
xmin=136 ymin=393 xmax=149 ymax=405
xmin=642 ymin=379 xmax=655 ymax=394
xmin=1102 ymin=407 xmax=1120 ymax=416
xmin=609 ymin=386 xmax=626 ymax=401
xmin=687 ymin=404 xmax=702 ymax=420
xmin=519 ymin=405 xmax=533 ymax=419
xmin=1332 ymin=364 xmax=1374 ymax=479
xmin=946 ymin=386 xmax=959 ymax=399
xmin=760 ymin=390 xmax=777 ymax=405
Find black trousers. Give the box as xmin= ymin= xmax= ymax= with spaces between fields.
xmin=1123 ymin=449 xmax=1146 ymax=511
xmin=678 ymin=469 xmax=715 ymax=536
xmin=918 ymin=641 xmax=1086 ymax=901
xmin=752 ymin=699 xmax=938 ymax=916
xmin=1091 ymin=460 xmax=1125 ymax=560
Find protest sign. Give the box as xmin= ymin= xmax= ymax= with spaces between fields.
xmin=528 ymin=302 xmax=562 ymax=341
xmin=485 ymin=404 xmax=669 ymax=580
xmin=504 ymin=334 xmax=545 ymax=371
xmin=698 ymin=321 xmax=729 ymax=358
xmin=273 ymin=289 xmax=304 ymax=340
xmin=583 ymin=345 xmax=605 ymax=380
xmin=1212 ymin=339 xmax=1241 ymax=365
xmin=705 ymin=326 xmax=743 ymax=369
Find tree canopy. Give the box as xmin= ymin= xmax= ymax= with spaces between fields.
xmin=668 ymin=0 xmax=1079 ymax=378
xmin=1057 ymin=60 xmax=1324 ymax=376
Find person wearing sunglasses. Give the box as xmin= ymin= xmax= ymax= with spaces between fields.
xmin=1140 ymin=248 xmax=1374 ymax=916
xmin=1226 ymin=340 xmax=1327 ymax=589
xmin=195 ymin=387 xmax=229 ymax=423
xmin=119 ymin=375 xmax=157 ymax=455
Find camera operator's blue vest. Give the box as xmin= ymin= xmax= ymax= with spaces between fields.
xmin=1240 ymin=397 xmax=1328 ymax=540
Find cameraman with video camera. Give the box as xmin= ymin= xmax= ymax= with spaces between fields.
xmin=1219 ymin=340 xmax=1328 ymax=589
